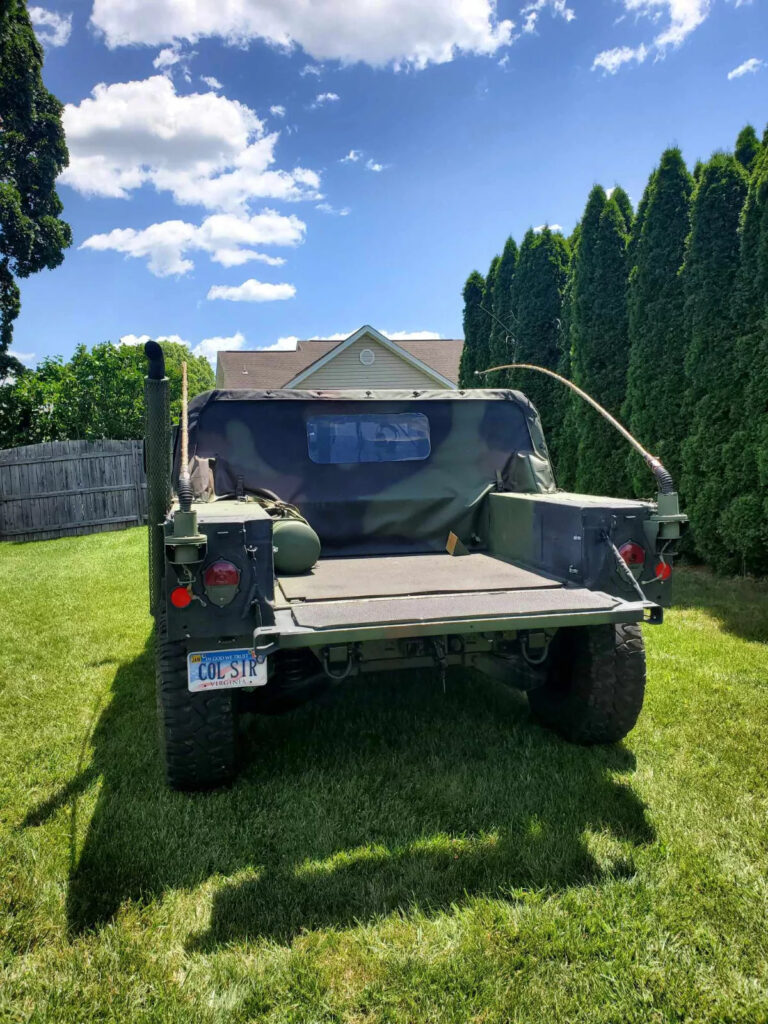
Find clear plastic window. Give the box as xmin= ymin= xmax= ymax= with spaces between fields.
xmin=307 ymin=413 xmax=431 ymax=464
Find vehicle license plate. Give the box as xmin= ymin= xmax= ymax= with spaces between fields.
xmin=187 ymin=648 xmax=268 ymax=692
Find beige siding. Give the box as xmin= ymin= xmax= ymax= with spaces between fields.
xmin=297 ymin=335 xmax=449 ymax=389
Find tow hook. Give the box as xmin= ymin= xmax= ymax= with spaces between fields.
xmin=322 ymin=644 xmax=357 ymax=681
xmin=520 ymin=631 xmax=551 ymax=666
xmin=429 ymin=637 xmax=448 ymax=692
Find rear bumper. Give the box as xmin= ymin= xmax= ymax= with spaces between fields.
xmin=257 ymin=587 xmax=654 ymax=650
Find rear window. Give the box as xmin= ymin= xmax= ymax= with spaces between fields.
xmin=306 ymin=412 xmax=431 ymax=464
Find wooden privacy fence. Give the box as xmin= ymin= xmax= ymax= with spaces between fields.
xmin=0 ymin=439 xmax=147 ymax=543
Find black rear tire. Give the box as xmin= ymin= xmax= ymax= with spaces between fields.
xmin=527 ymin=622 xmax=646 ymax=744
xmin=155 ymin=613 xmax=239 ymax=790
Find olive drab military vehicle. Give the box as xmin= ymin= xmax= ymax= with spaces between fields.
xmin=144 ymin=341 xmax=686 ymax=791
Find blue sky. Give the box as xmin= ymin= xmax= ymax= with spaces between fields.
xmin=12 ymin=0 xmax=768 ymax=369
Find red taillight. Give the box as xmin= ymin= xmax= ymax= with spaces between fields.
xmin=656 ymin=561 xmax=672 ymax=580
xmin=618 ymin=541 xmax=645 ymax=566
xmin=203 ymin=560 xmax=240 ymax=587
xmin=170 ymin=586 xmax=192 ymax=609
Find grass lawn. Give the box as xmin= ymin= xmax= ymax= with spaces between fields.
xmin=1 ymin=527 xmax=768 ymax=1023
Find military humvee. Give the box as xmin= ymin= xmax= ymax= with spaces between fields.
xmin=144 ymin=342 xmax=685 ymax=790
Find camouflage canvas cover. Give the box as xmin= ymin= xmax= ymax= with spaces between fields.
xmin=183 ymin=389 xmax=556 ymax=556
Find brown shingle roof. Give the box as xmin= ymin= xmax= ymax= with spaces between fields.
xmin=216 ymin=336 xmax=464 ymax=389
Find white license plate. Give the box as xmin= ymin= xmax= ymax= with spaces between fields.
xmin=187 ymin=648 xmax=268 ymax=692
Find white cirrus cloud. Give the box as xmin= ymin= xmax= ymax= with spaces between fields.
xmin=192 ymin=331 xmax=247 ymax=365
xmin=269 ymin=104 xmax=286 ymax=116
xmin=533 ymin=223 xmax=563 ymax=232
xmin=727 ymin=56 xmax=764 ymax=79
xmin=89 ymin=0 xmax=514 ymax=69
xmin=207 ymin=280 xmax=297 ymax=302
xmin=593 ymin=0 xmax=713 ymax=74
xmin=153 ymin=45 xmax=181 ymax=69
xmin=316 ymin=202 xmax=350 ymax=215
xmin=521 ymin=0 xmax=575 ymax=34
xmin=60 ymin=76 xmax=321 ymax=212
xmin=365 ymin=158 xmax=385 ymax=172
xmin=81 ymin=210 xmax=304 ymax=277
xmin=341 ymin=149 xmax=362 ymax=163
xmin=201 ymin=74 xmax=223 ymax=89
xmin=29 ymin=6 xmax=72 ymax=46
xmin=300 ymin=63 xmax=324 ymax=76
xmin=312 ymin=92 xmax=340 ymax=106
xmin=9 ymin=349 xmax=37 ymax=365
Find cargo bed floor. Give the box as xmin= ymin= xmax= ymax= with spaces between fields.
xmin=276 ymin=552 xmax=561 ymax=603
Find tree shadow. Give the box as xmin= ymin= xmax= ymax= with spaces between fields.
xmin=23 ymin=631 xmax=655 ymax=944
xmin=672 ymin=567 xmax=768 ymax=643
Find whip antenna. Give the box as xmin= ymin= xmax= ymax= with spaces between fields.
xmin=177 ymin=361 xmax=194 ymax=512
xmin=475 ymin=362 xmax=674 ymax=494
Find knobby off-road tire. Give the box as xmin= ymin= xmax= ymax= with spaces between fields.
xmin=527 ymin=622 xmax=646 ymax=744
xmin=155 ymin=613 xmax=239 ymax=790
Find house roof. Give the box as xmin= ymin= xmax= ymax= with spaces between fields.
xmin=216 ymin=332 xmax=464 ymax=389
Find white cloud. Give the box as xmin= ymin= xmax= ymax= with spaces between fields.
xmin=593 ymin=0 xmax=713 ymax=73
xmin=29 ymin=6 xmax=72 ymax=46
xmin=521 ymin=0 xmax=575 ymax=34
xmin=201 ymin=74 xmax=223 ymax=89
xmin=593 ymin=42 xmax=648 ymax=73
xmin=270 ymin=104 xmax=286 ymax=116
xmin=153 ymin=45 xmax=181 ymax=69
xmin=316 ymin=202 xmax=350 ymax=215
xmin=207 ymin=280 xmax=296 ymax=302
xmin=341 ymin=149 xmax=362 ymax=163
xmin=60 ymin=76 xmax=321 ymax=212
xmin=9 ymin=349 xmax=37 ymax=365
xmin=300 ymin=63 xmax=324 ymax=76
xmin=313 ymin=92 xmax=340 ymax=106
xmin=385 ymin=331 xmax=443 ymax=340
xmin=81 ymin=210 xmax=303 ymax=277
xmin=192 ymin=331 xmax=246 ymax=365
xmin=89 ymin=0 xmax=514 ymax=69
xmin=727 ymin=57 xmax=764 ymax=79
xmin=262 ymin=336 xmax=301 ymax=350
xmin=118 ymin=333 xmax=190 ymax=347
xmin=366 ymin=158 xmax=385 ymax=172
xmin=533 ymin=223 xmax=563 ymax=232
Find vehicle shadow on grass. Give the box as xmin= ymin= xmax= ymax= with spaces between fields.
xmin=673 ymin=567 xmax=768 ymax=644
xmin=24 ymin=630 xmax=654 ymax=944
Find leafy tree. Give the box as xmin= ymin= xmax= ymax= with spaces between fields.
xmin=457 ymin=270 xmax=486 ymax=387
xmin=0 ymin=341 xmax=214 ymax=447
xmin=680 ymin=153 xmax=748 ymax=570
xmin=487 ymin=237 xmax=517 ymax=386
xmin=720 ymin=145 xmax=768 ymax=573
xmin=735 ymin=124 xmax=761 ymax=173
xmin=474 ymin=254 xmax=500 ymax=382
xmin=570 ymin=191 xmax=632 ymax=495
xmin=623 ymin=148 xmax=693 ymax=495
xmin=0 ymin=0 xmax=72 ymax=376
xmin=506 ymin=227 xmax=570 ymax=449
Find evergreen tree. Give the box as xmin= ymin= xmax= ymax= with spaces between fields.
xmin=628 ymin=171 xmax=655 ymax=265
xmin=0 ymin=0 xmax=72 ymax=376
xmin=487 ymin=237 xmax=518 ymax=386
xmin=570 ymin=191 xmax=632 ymax=495
xmin=735 ymin=124 xmax=761 ymax=173
xmin=680 ymin=153 xmax=749 ymax=570
xmin=623 ymin=148 xmax=693 ymax=494
xmin=457 ymin=270 xmax=486 ymax=388
xmin=720 ymin=145 xmax=768 ymax=573
xmin=474 ymin=255 xmax=499 ymax=381
xmin=610 ymin=186 xmax=634 ymax=233
xmin=507 ymin=228 xmax=570 ymax=448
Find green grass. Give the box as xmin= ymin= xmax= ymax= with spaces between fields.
xmin=1 ymin=529 xmax=768 ymax=1023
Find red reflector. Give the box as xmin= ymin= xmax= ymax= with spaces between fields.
xmin=204 ymin=560 xmax=240 ymax=587
xmin=618 ymin=541 xmax=645 ymax=566
xmin=170 ymin=586 xmax=192 ymax=609
xmin=656 ymin=561 xmax=672 ymax=580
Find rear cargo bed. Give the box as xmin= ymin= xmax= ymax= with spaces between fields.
xmin=270 ymin=553 xmax=646 ymax=645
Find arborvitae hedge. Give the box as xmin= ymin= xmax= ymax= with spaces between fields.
xmin=624 ymin=148 xmax=693 ymax=495
xmin=460 ymin=122 xmax=768 ymax=573
xmin=487 ymin=237 xmax=517 ymax=386
xmin=506 ymin=227 xmax=570 ymax=446
xmin=474 ymin=255 xmax=500 ymax=380
xmin=457 ymin=270 xmax=485 ymax=387
xmin=680 ymin=153 xmax=749 ymax=571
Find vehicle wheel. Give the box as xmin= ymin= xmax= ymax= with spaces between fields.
xmin=155 ymin=612 xmax=239 ymax=790
xmin=527 ymin=622 xmax=646 ymax=744
xmin=242 ymin=649 xmax=330 ymax=715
